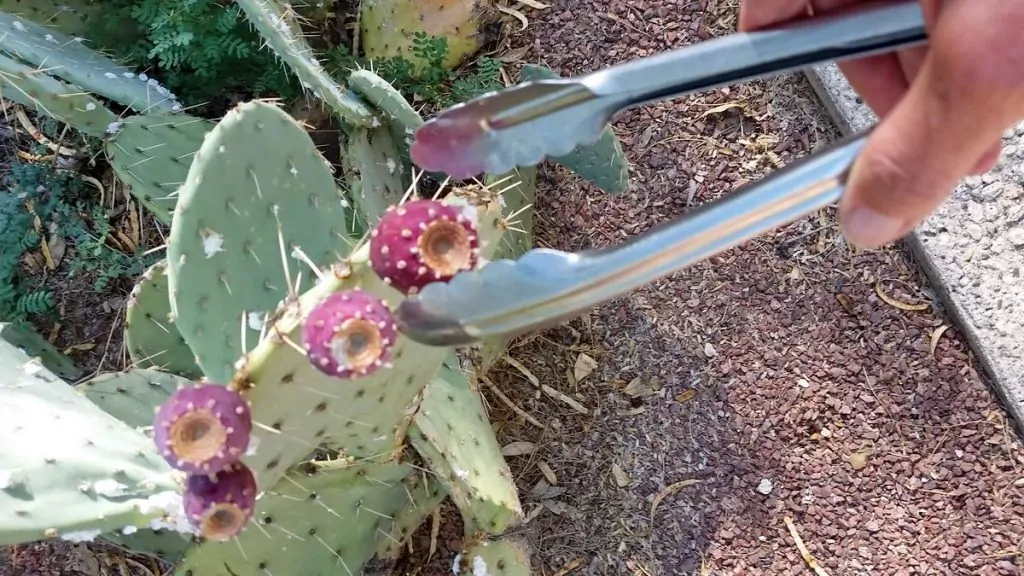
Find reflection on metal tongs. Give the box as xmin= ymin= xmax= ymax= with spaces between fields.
xmin=395 ymin=0 xmax=929 ymax=347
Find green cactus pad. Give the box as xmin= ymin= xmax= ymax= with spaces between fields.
xmin=343 ymin=124 xmax=408 ymax=225
xmin=0 ymin=0 xmax=141 ymax=45
xmin=410 ymin=363 xmax=523 ymax=536
xmin=375 ymin=468 xmax=449 ymax=559
xmin=476 ymin=168 xmax=537 ymax=372
xmin=360 ymin=0 xmax=497 ymax=71
xmin=165 ymin=100 xmax=357 ymax=383
xmin=346 ymin=68 xmax=423 ymax=181
xmin=233 ymin=0 xmax=376 ymax=127
xmin=0 ymin=50 xmax=115 ymax=137
xmin=226 ymin=185 xmax=509 ymax=490
xmin=75 ymin=368 xmax=191 ymax=429
xmin=0 ymin=12 xmax=181 ymax=114
xmin=0 ymin=321 xmax=81 ymax=381
xmin=105 ymin=113 xmax=214 ymax=225
xmin=174 ymin=459 xmax=414 ymax=576
xmin=456 ymin=538 xmax=532 ymax=576
xmin=0 ymin=340 xmax=186 ymax=547
xmin=123 ymin=260 xmax=203 ymax=379
xmin=520 ymin=63 xmax=630 ymax=194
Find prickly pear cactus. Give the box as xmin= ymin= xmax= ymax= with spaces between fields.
xmin=456 ymin=538 xmax=533 ymax=576
xmin=346 ymin=68 xmax=424 ymax=187
xmin=123 ymin=260 xmax=203 ymax=379
xmin=105 ymin=113 xmax=215 ymax=225
xmin=0 ymin=12 xmax=182 ymax=114
xmin=0 ymin=0 xmax=141 ymax=45
xmin=165 ymin=100 xmax=358 ymax=383
xmin=0 ymin=50 xmax=116 ymax=137
xmin=0 ymin=340 xmax=188 ymax=546
xmin=233 ymin=0 xmax=377 ymax=127
xmin=520 ymin=63 xmax=631 ymax=194
xmin=75 ymin=368 xmax=191 ymax=429
xmin=342 ymin=122 xmax=409 ymax=226
xmin=360 ymin=0 xmax=500 ymax=71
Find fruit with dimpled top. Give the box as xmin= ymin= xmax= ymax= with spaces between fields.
xmin=183 ymin=462 xmax=258 ymax=541
xmin=301 ymin=289 xmax=398 ymax=379
xmin=152 ymin=383 xmax=252 ymax=475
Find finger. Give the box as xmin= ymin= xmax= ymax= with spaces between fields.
xmin=838 ymin=56 xmax=1013 ymax=249
xmin=835 ymin=54 xmax=911 ymax=117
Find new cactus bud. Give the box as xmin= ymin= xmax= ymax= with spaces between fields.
xmin=183 ymin=462 xmax=258 ymax=541
xmin=369 ymin=199 xmax=480 ymax=294
xmin=153 ymin=384 xmax=252 ymax=475
xmin=302 ymin=289 xmax=398 ymax=378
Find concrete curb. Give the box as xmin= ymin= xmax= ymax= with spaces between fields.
xmin=804 ymin=63 xmax=1024 ymax=428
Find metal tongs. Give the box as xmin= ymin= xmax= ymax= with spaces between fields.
xmin=396 ymin=0 xmax=929 ymax=347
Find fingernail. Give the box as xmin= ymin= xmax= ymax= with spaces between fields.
xmin=841 ymin=206 xmax=905 ymax=249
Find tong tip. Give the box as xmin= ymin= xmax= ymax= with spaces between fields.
xmin=395 ymin=296 xmax=478 ymax=347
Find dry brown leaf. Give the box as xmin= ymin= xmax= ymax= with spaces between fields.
xmin=551 ymin=558 xmax=584 ymax=576
xmin=537 ymin=461 xmax=558 ymax=485
xmin=611 ymin=463 xmax=630 ymax=487
xmin=47 ymin=235 xmax=66 ymax=268
xmin=515 ymin=0 xmax=549 ymax=8
xmin=497 ymin=5 xmax=529 ymax=30
xmin=127 ymin=200 xmax=140 ymax=247
xmin=700 ymin=101 xmax=750 ymax=118
xmin=498 ymin=45 xmax=530 ymax=63
xmin=930 ymin=324 xmax=951 ymax=356
xmin=835 ymin=293 xmax=857 ymax=316
xmin=63 ymin=342 xmax=97 ymax=354
xmin=675 ymin=389 xmax=696 ymax=403
xmin=650 ymin=479 xmax=699 ymax=519
xmin=845 ymin=448 xmax=872 ymax=470
xmin=500 ymin=441 xmax=536 ymax=456
xmin=623 ymin=375 xmax=660 ymax=398
xmin=875 ymin=281 xmax=929 ymax=311
xmin=574 ymin=353 xmax=598 ymax=382
xmin=39 ymin=233 xmax=55 ymax=270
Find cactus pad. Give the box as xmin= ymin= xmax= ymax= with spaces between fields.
xmin=175 ymin=460 xmax=415 ymax=575
xmin=0 ymin=12 xmax=181 ymax=114
xmin=302 ymin=289 xmax=398 ymax=378
xmin=360 ymin=0 xmax=498 ymax=70
xmin=124 ymin=260 xmax=203 ymax=379
xmin=1 ymin=321 xmax=81 ymax=381
xmin=0 ymin=50 xmax=115 ymax=137
xmin=375 ymin=469 xmax=449 ymax=559
xmin=105 ymin=113 xmax=214 ymax=225
xmin=520 ymin=63 xmax=630 ymax=194
xmin=233 ymin=0 xmax=376 ymax=127
xmin=75 ymin=368 xmax=189 ymax=429
xmin=456 ymin=538 xmax=532 ymax=576
xmin=153 ymin=383 xmax=253 ymax=476
xmin=347 ymin=69 xmax=423 ymax=176
xmin=369 ymin=199 xmax=480 ymax=295
xmin=410 ymin=363 xmax=522 ymax=536
xmin=0 ymin=341 xmax=186 ymax=546
xmin=343 ymin=123 xmax=408 ymax=225
xmin=165 ymin=100 xmax=357 ymax=383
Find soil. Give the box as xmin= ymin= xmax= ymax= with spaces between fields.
xmin=6 ymin=1 xmax=1024 ymax=575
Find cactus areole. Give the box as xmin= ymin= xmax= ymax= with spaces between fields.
xmin=183 ymin=462 xmax=258 ymax=540
xmin=369 ymin=199 xmax=480 ymax=294
xmin=302 ymin=289 xmax=398 ymax=378
xmin=153 ymin=384 xmax=252 ymax=475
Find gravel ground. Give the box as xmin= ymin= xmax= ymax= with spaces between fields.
xmin=393 ymin=1 xmax=1024 ymax=575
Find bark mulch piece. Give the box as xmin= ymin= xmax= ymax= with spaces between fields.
xmin=401 ymin=1 xmax=1024 ymax=575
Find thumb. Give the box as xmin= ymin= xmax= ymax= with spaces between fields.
xmin=838 ymin=17 xmax=1019 ymax=248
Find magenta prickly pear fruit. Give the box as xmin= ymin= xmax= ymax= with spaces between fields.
xmin=153 ymin=383 xmax=252 ymax=475
xmin=369 ymin=199 xmax=479 ymax=294
xmin=302 ymin=289 xmax=398 ymax=378
xmin=183 ymin=461 xmax=258 ymax=541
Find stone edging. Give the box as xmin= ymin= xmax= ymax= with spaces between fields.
xmin=804 ymin=63 xmax=1024 ymax=429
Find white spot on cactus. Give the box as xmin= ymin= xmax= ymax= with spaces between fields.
xmin=107 ymin=122 xmax=122 ymax=135
xmin=12 ymin=21 xmax=24 ymax=31
xmin=247 ymin=312 xmax=266 ymax=332
xmin=371 ymin=116 xmax=381 ymax=128
xmin=138 ymin=73 xmax=149 ymax=82
xmin=121 ymin=525 xmax=138 ymax=535
xmin=444 ymin=196 xmax=479 ymax=223
xmin=44 ymin=34 xmax=58 ymax=44
xmin=245 ymin=435 xmax=260 ymax=456
xmin=0 ymin=469 xmax=23 ymax=489
xmin=137 ymin=491 xmax=196 ymax=535
xmin=200 ymin=229 xmax=225 ymax=258
xmin=453 ymin=467 xmax=469 ymax=480
xmin=472 ymin=555 xmax=492 ymax=576
xmin=105 ymin=72 xmax=117 ymax=79
xmin=21 ymin=360 xmax=43 ymax=376
xmin=93 ymin=479 xmax=129 ymax=498
xmin=172 ymin=103 xmax=182 ymax=112
xmin=122 ymin=72 xmax=135 ymax=79
xmin=85 ymin=103 xmax=96 ymax=111
xmin=386 ymin=158 xmax=397 ymax=174
xmin=73 ymin=37 xmax=86 ymax=43
xmin=61 ymin=529 xmax=102 ymax=542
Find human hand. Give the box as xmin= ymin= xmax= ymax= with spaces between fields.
xmin=739 ymin=0 xmax=1024 ymax=249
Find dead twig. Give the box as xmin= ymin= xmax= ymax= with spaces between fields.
xmin=481 ymin=374 xmax=544 ymax=428
xmin=783 ymin=516 xmax=831 ymax=576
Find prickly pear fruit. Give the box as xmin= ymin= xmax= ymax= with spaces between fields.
xmin=183 ymin=462 xmax=258 ymax=541
xmin=369 ymin=199 xmax=480 ymax=294
xmin=302 ymin=289 xmax=397 ymax=379
xmin=153 ymin=384 xmax=252 ymax=475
